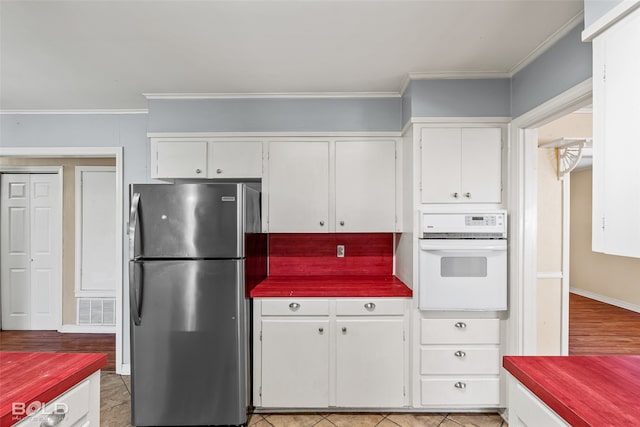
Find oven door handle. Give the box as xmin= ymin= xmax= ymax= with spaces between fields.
xmin=419 ymin=244 xmax=506 ymax=252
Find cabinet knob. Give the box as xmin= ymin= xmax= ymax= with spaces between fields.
xmin=364 ymin=302 xmax=376 ymax=311
xmin=464 ymin=192 xmax=471 ymax=198
xmin=195 ymin=168 xmax=202 ymax=174
xmin=216 ymin=168 xmax=223 ymax=174
xmin=454 ymin=382 xmax=467 ymax=389
xmin=342 ymin=327 xmax=347 ymax=333
xmin=288 ymin=302 xmax=300 ymax=311
xmin=453 ymin=192 xmax=459 ymax=198
xmin=318 ymin=327 xmax=324 ymax=334
xmin=454 ymin=322 xmax=467 ymax=329
xmin=40 ymin=408 xmax=66 ymax=427
xmin=319 ymin=221 xmax=325 ymax=226
xmin=339 ymin=221 xmax=345 ymax=226
xmin=454 ymin=350 xmax=466 ymax=358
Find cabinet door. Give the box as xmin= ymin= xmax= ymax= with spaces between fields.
xmin=153 ymin=141 xmax=208 ymax=178
xmin=460 ymin=128 xmax=502 ymax=203
xmin=261 ymin=319 xmax=330 ymax=407
xmin=209 ymin=141 xmax=262 ymax=178
xmin=267 ymin=141 xmax=329 ymax=232
xmin=594 ymin=9 xmax=640 ymax=257
xmin=335 ymin=140 xmax=396 ymax=232
xmin=336 ymin=318 xmax=404 ymax=407
xmin=420 ymin=128 xmax=462 ymax=203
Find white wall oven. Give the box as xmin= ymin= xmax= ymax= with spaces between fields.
xmin=418 ymin=211 xmax=507 ymax=311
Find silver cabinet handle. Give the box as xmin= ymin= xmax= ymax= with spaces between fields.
xmin=454 ymin=382 xmax=467 ymax=389
xmin=195 ymin=168 xmax=202 ymax=174
xmin=342 ymin=327 xmax=347 ymax=333
xmin=454 ymin=322 xmax=467 ymax=329
xmin=288 ymin=302 xmax=300 ymax=311
xmin=40 ymin=408 xmax=66 ymax=427
xmin=364 ymin=302 xmax=376 ymax=311
xmin=453 ymin=192 xmax=459 ymax=198
xmin=216 ymin=168 xmax=222 ymax=174
xmin=319 ymin=220 xmax=325 ymax=226
xmin=454 ymin=351 xmax=466 ymax=358
xmin=339 ymin=221 xmax=345 ymax=226
xmin=464 ymin=192 xmax=471 ymax=198
xmin=318 ymin=327 xmax=324 ymax=334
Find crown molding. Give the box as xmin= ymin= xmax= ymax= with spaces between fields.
xmin=510 ymin=12 xmax=585 ymax=76
xmin=143 ymin=92 xmax=401 ymax=100
xmin=582 ymin=0 xmax=640 ymax=41
xmin=406 ymin=71 xmax=511 ymax=80
xmin=0 ymin=109 xmax=148 ymax=115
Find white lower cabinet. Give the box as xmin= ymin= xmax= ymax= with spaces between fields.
xmin=254 ymin=298 xmax=408 ymax=409
xmin=16 ymin=371 xmax=101 ymax=426
xmin=507 ymin=375 xmax=569 ymax=427
xmin=418 ymin=317 xmax=501 ymax=408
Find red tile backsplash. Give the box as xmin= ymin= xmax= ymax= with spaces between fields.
xmin=268 ymin=233 xmax=393 ymax=276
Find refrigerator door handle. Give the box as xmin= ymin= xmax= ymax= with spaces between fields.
xmin=129 ymin=192 xmax=141 ymax=259
xmin=130 ymin=262 xmax=142 ymax=325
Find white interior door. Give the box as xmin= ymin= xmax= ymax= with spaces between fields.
xmin=1 ymin=173 xmax=61 ymax=330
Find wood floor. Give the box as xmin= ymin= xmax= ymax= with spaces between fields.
xmin=0 ymin=330 xmax=116 ymax=371
xmin=569 ymin=292 xmax=640 ymax=355
xmin=0 ymin=294 xmax=638 ymax=373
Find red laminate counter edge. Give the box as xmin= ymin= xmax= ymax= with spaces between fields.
xmin=250 ymin=275 xmax=412 ymax=298
xmin=0 ymin=352 xmax=108 ymax=427
xmin=503 ymin=355 xmax=640 ymax=427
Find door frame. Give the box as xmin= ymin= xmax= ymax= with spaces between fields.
xmin=507 ymin=79 xmax=592 ymax=356
xmin=0 ymin=167 xmax=63 ymax=330
xmin=0 ymin=147 xmax=124 ymax=373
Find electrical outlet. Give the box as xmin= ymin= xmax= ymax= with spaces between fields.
xmin=337 ymin=244 xmax=345 ymax=258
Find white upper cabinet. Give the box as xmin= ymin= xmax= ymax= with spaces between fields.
xmin=267 ymin=140 xmax=330 ymax=232
xmin=150 ymin=139 xmax=263 ymax=179
xmin=209 ymin=141 xmax=262 ymax=178
xmin=420 ymin=127 xmax=502 ymax=204
xmin=335 ymin=140 xmax=396 ymax=232
xmin=267 ymin=139 xmax=397 ymax=233
xmin=591 ymin=7 xmax=640 ymax=257
xmin=153 ymin=140 xmax=208 ymax=178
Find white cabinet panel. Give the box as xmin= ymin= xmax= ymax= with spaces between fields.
xmin=336 ymin=298 xmax=405 ymax=316
xmin=420 ymin=377 xmax=500 ymax=406
xmin=508 ymin=378 xmax=570 ymax=427
xmin=336 ymin=318 xmax=404 ymax=407
xmin=460 ymin=128 xmax=502 ymax=203
xmin=420 ymin=127 xmax=502 ymax=204
xmin=261 ymin=319 xmax=330 ymax=407
xmin=261 ymin=298 xmax=330 ymax=316
xmin=420 ymin=346 xmax=500 ymax=375
xmin=335 ymin=140 xmax=396 ymax=232
xmin=268 ymin=141 xmax=330 ymax=232
xmin=209 ymin=141 xmax=262 ymax=178
xmin=592 ymin=8 xmax=640 ymax=257
xmin=153 ymin=140 xmax=208 ymax=178
xmin=421 ymin=318 xmax=500 ymax=345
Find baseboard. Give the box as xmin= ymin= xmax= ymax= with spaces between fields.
xmin=119 ymin=363 xmax=131 ymax=376
xmin=570 ymin=288 xmax=640 ymax=314
xmin=58 ymin=324 xmax=116 ymax=334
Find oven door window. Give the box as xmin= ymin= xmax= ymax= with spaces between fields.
xmin=441 ymin=256 xmax=487 ymax=277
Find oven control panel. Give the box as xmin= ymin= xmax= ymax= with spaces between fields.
xmin=420 ymin=210 xmax=507 ymax=238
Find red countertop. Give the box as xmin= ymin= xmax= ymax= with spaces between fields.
xmin=250 ymin=275 xmax=413 ymax=297
xmin=0 ymin=352 xmax=107 ymax=427
xmin=503 ymin=355 xmax=640 ymax=427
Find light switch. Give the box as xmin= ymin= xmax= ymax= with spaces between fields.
xmin=337 ymin=244 xmax=345 ymax=258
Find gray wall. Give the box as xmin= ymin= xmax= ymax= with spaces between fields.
xmin=148 ymin=98 xmax=402 ymax=133
xmin=0 ymin=113 xmax=150 ymax=366
xmin=511 ymin=24 xmax=592 ymax=118
xmin=408 ymin=79 xmax=511 ymax=121
xmin=585 ymin=0 xmax=625 ymax=28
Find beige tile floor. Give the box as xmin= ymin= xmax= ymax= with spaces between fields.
xmin=101 ymin=373 xmax=507 ymax=427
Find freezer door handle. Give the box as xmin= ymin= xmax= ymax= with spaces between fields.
xmin=130 ymin=262 xmax=142 ymax=325
xmin=129 ymin=192 xmax=140 ymax=260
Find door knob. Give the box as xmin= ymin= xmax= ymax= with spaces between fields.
xmin=454 ymin=351 xmax=466 ymax=358
xmin=339 ymin=221 xmax=345 ymax=226
xmin=454 ymin=322 xmax=467 ymax=329
xmin=464 ymin=192 xmax=471 ymax=198
xmin=195 ymin=168 xmax=202 ymax=174
xmin=453 ymin=192 xmax=459 ymax=198
xmin=216 ymin=169 xmax=223 ymax=174
xmin=288 ymin=302 xmax=300 ymax=311
xmin=319 ymin=221 xmax=325 ymax=226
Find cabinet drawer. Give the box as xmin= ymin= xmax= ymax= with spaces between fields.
xmin=261 ymin=299 xmax=329 ymax=316
xmin=17 ymin=378 xmax=90 ymax=427
xmin=336 ymin=298 xmax=405 ymax=316
xmin=420 ymin=377 xmax=500 ymax=406
xmin=421 ymin=318 xmax=500 ymax=344
xmin=420 ymin=346 xmax=500 ymax=375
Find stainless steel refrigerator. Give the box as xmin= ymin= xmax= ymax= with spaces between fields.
xmin=129 ymin=183 xmax=266 ymax=426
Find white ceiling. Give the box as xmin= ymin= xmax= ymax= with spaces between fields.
xmin=0 ymin=0 xmax=584 ymax=111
